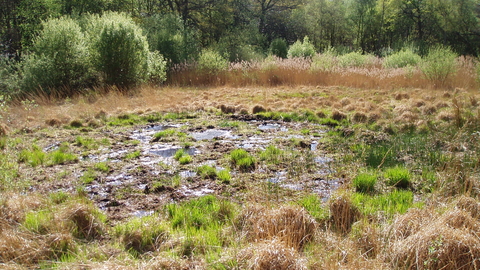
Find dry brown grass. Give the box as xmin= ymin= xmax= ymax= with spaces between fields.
xmin=61 ymin=203 xmax=106 ymax=240
xmin=328 ymin=193 xmax=360 ymax=235
xmin=390 ymin=198 xmax=480 ymax=270
xmin=236 ymin=204 xmax=317 ymax=251
xmin=237 ymin=239 xmax=307 ymax=270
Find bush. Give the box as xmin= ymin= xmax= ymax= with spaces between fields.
xmin=420 ymin=46 xmax=458 ymax=86
xmin=22 ymin=17 xmax=93 ymax=94
xmin=383 ymin=48 xmax=421 ymax=68
xmin=287 ymin=36 xmax=316 ymax=59
xmin=88 ymin=12 xmax=150 ymax=87
xmin=311 ymin=47 xmax=337 ymax=72
xmin=197 ymin=49 xmax=228 ymax=75
xmin=338 ymin=51 xmax=375 ymax=68
xmin=147 ymin=51 xmax=167 ymax=85
xmin=270 ymin=38 xmax=288 ymax=58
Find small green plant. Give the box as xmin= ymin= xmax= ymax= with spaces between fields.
xmin=217 ymin=169 xmax=231 ymax=183
xmin=352 ymin=172 xmax=377 ymax=193
xmin=49 ymin=149 xmax=78 ymax=165
xmin=153 ymin=129 xmax=176 ymax=139
xmin=49 ymin=191 xmax=69 ymax=204
xmin=19 ymin=145 xmax=46 ymax=167
xmin=230 ymin=149 xmax=256 ymax=172
xmin=81 ymin=169 xmax=96 ymax=184
xmin=94 ymin=162 xmax=110 ymax=173
xmin=125 ymin=150 xmax=141 ymax=160
xmin=297 ymin=194 xmax=329 ymax=222
xmin=174 ymin=149 xmax=193 ymax=164
xmin=75 ymin=136 xmax=98 ymax=150
xmin=384 ymin=166 xmax=411 ymax=188
xmin=23 ymin=210 xmax=54 ymax=234
xmin=196 ymin=165 xmax=217 ymax=179
xmin=351 ymin=190 xmax=421 ymax=217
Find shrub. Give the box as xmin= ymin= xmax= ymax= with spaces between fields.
xmin=287 ymin=36 xmax=316 ymax=59
xmin=338 ymin=51 xmax=375 ymax=68
xmin=147 ymin=51 xmax=167 ymax=85
xmin=22 ymin=17 xmax=93 ymax=94
xmin=384 ymin=166 xmax=411 ymax=188
xmin=87 ymin=12 xmax=150 ymax=87
xmin=420 ymin=45 xmax=457 ymax=86
xmin=269 ymin=38 xmax=288 ymax=58
xmin=352 ymin=172 xmax=377 ymax=193
xmin=383 ymin=48 xmax=421 ymax=68
xmin=197 ymin=49 xmax=228 ymax=75
xmin=311 ymin=47 xmax=337 ymax=71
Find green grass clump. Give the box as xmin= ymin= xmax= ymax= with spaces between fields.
xmin=351 ymin=190 xmax=421 ymax=218
xmin=107 ymin=114 xmax=143 ymax=126
xmin=94 ymin=162 xmax=110 ymax=173
xmin=217 ymin=169 xmax=231 ymax=183
xmin=165 ymin=195 xmax=236 ymax=257
xmin=19 ymin=146 xmax=46 ymax=167
xmin=75 ymin=136 xmax=98 ymax=150
xmin=80 ymin=169 xmax=96 ymax=184
xmin=296 ymin=194 xmax=329 ymax=222
xmin=230 ymin=149 xmax=256 ymax=172
xmin=259 ymin=145 xmax=285 ymax=165
xmin=113 ymin=215 xmax=169 ymax=255
xmin=352 ymin=172 xmax=377 ymax=193
xmin=124 ymin=150 xmax=141 ymax=160
xmin=23 ymin=209 xmax=54 ymax=234
xmin=153 ymin=129 xmax=177 ymax=139
xmin=0 ymin=136 xmax=6 ymax=150
xmin=174 ymin=149 xmax=192 ymax=164
xmin=196 ymin=165 xmax=217 ymax=179
xmin=50 ymin=149 xmax=78 ymax=165
xmin=384 ymin=166 xmax=411 ymax=188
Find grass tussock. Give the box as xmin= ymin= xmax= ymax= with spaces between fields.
xmin=328 ymin=193 xmax=361 ymax=234
xmin=390 ymin=198 xmax=480 ymax=269
xmin=237 ymin=239 xmax=307 ymax=270
xmin=237 ymin=204 xmax=317 ymax=251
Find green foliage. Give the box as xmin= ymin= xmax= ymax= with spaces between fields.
xmin=287 ymin=36 xmax=316 ymax=59
xmin=196 ymin=165 xmax=217 ymax=179
xmin=217 ymin=169 xmax=231 ymax=183
xmin=113 ymin=215 xmax=168 ymax=255
xmin=338 ymin=51 xmax=375 ymax=68
xmin=142 ymin=14 xmax=199 ymax=65
xmin=88 ymin=12 xmax=150 ymax=87
xmin=269 ymin=38 xmax=288 ymax=58
xmin=174 ymin=149 xmax=192 ymax=164
xmin=19 ymin=145 xmax=46 ymax=167
xmin=50 ymin=148 xmax=78 ymax=165
xmin=352 ymin=172 xmax=377 ymax=193
xmin=75 ymin=136 xmax=98 ymax=150
xmin=124 ymin=150 xmax=141 ymax=160
xmin=0 ymin=57 xmax=21 ymax=95
xmin=311 ymin=47 xmax=337 ymax=71
xmin=230 ymin=149 xmax=255 ymax=172
xmin=383 ymin=48 xmax=421 ymax=68
xmin=147 ymin=51 xmax=167 ymax=84
xmin=197 ymin=49 xmax=228 ymax=75
xmin=420 ymin=46 xmax=458 ymax=86
xmin=297 ymin=194 xmax=329 ymax=222
xmin=24 ymin=210 xmax=54 ymax=234
xmin=384 ymin=166 xmax=411 ymax=188
xmin=22 ymin=16 xmax=93 ymax=94
xmin=80 ymin=169 xmax=96 ymax=184
xmin=351 ymin=190 xmax=420 ymax=218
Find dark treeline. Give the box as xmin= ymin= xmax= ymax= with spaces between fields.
xmin=1 ymin=0 xmax=480 ymax=59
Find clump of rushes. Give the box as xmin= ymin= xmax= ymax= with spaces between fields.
xmin=196 ymin=165 xmax=217 ymax=179
xmin=94 ymin=162 xmax=110 ymax=173
xmin=230 ymin=149 xmax=256 ymax=172
xmin=174 ymin=149 xmax=192 ymax=164
xmin=217 ymin=169 xmax=231 ymax=183
xmin=151 ymin=129 xmax=187 ymax=142
xmin=113 ymin=215 xmax=169 ymax=256
xmin=384 ymin=166 xmax=412 ymax=189
xmin=352 ymin=172 xmax=377 ymax=193
xmin=19 ymin=144 xmax=77 ymax=167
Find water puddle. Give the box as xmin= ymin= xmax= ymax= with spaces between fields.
xmin=178 ymin=186 xmax=215 ymax=197
xmin=149 ymin=146 xmax=198 ymax=157
xmin=133 ymin=210 xmax=154 ymax=218
xmin=258 ymin=123 xmax=288 ymax=132
xmin=191 ymin=129 xmax=237 ymax=141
